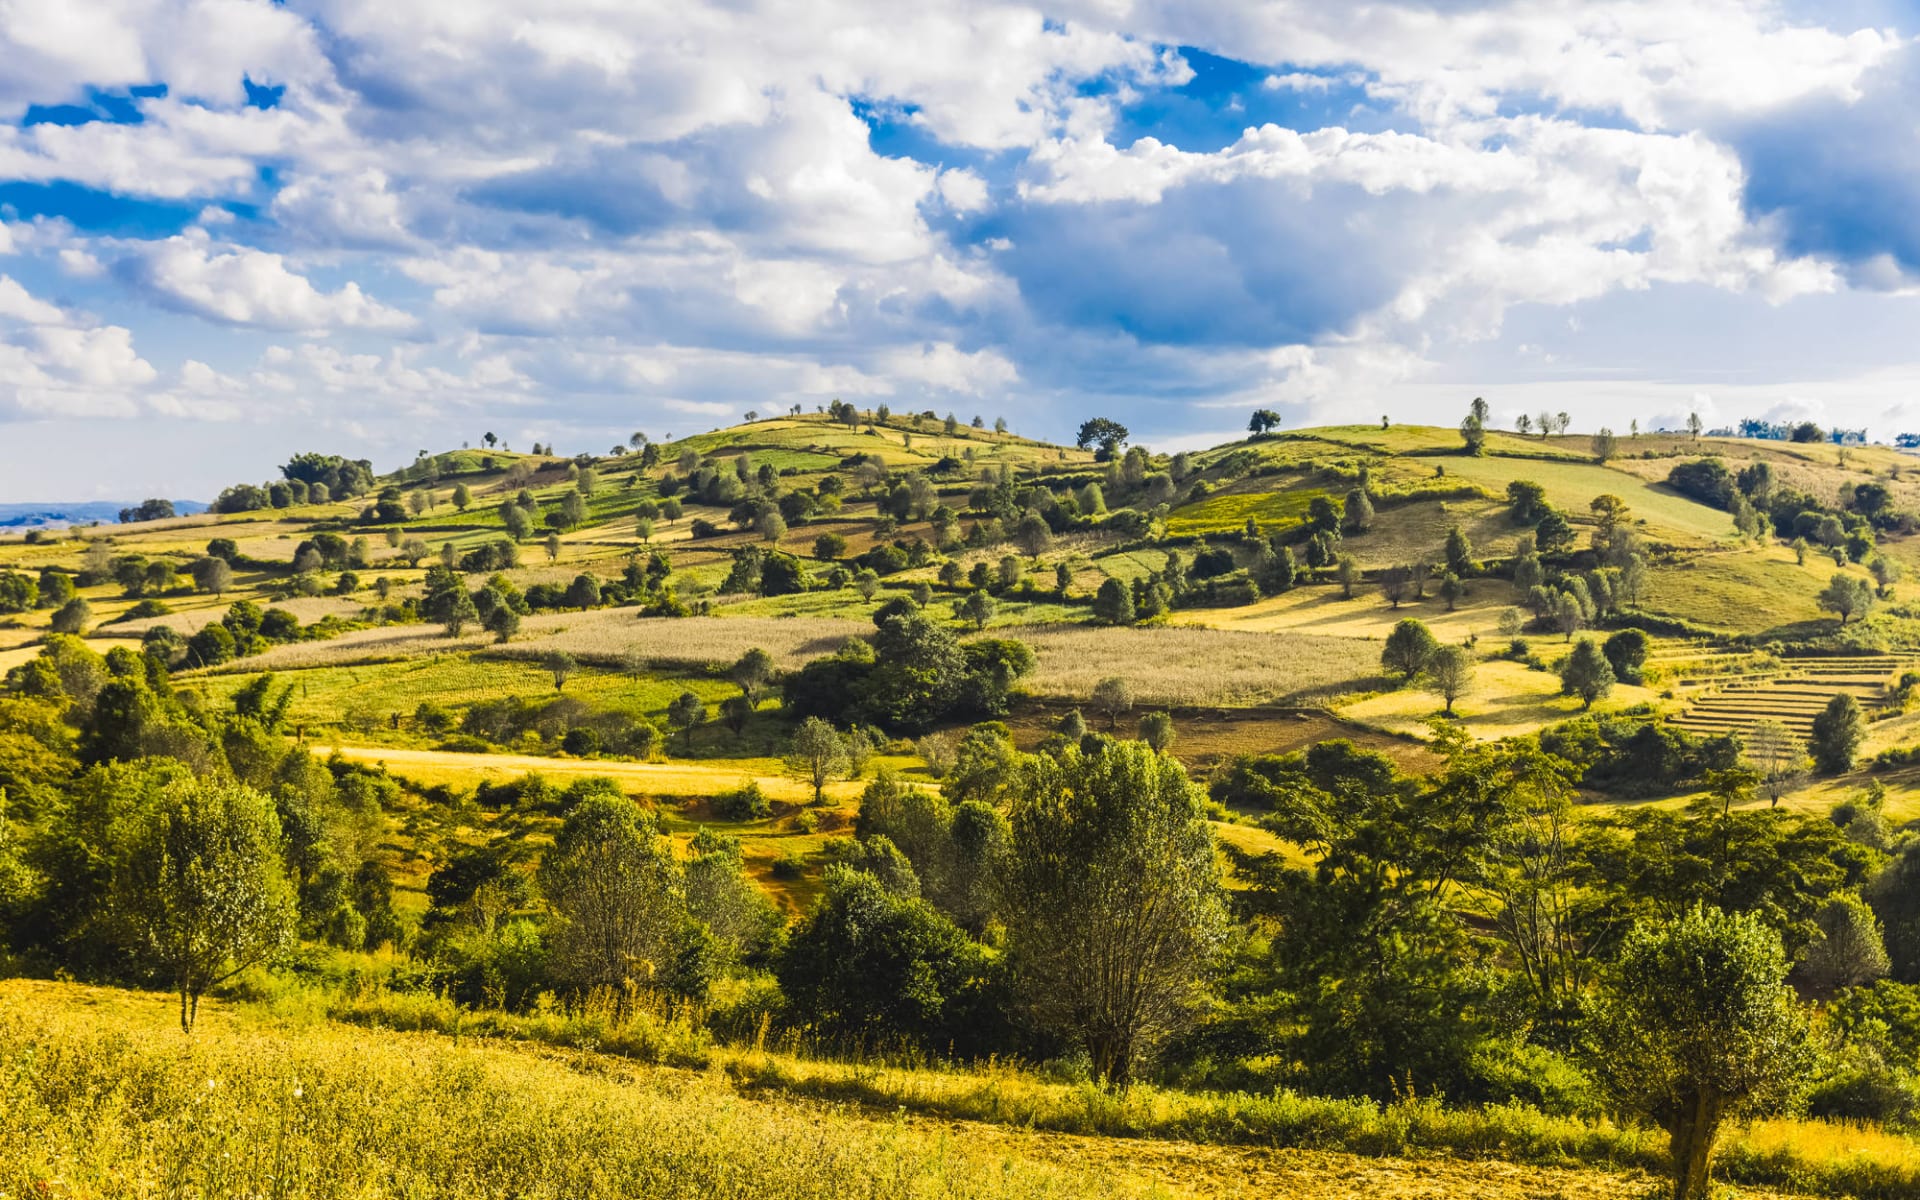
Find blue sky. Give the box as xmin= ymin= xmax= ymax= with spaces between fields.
xmin=3 ymin=1 xmax=1920 ymax=499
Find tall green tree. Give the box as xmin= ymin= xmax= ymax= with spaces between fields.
xmin=1422 ymin=644 xmax=1475 ymax=714
xmin=1005 ymin=741 xmax=1226 ymax=1084
xmin=1810 ymin=694 xmax=1865 ymax=775
xmin=787 ymin=717 xmax=849 ymax=804
xmin=1586 ymin=907 xmax=1814 ymax=1200
xmin=113 ymin=779 xmax=296 ymax=1032
xmin=1559 ymin=637 xmax=1615 ymax=709
xmin=538 ymin=795 xmax=685 ymax=996
xmin=1381 ymin=618 xmax=1438 ymax=681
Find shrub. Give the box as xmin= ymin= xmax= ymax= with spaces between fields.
xmin=714 ymin=782 xmax=772 ymax=821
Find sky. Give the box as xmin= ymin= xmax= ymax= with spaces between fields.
xmin=5 ymin=0 xmax=1920 ymax=500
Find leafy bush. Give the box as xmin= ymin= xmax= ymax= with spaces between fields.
xmin=715 ymin=781 xmax=772 ymax=821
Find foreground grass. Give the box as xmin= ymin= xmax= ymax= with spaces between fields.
xmin=238 ymin=978 xmax=1918 ymax=1200
xmin=0 ymin=979 xmax=1750 ymax=1200
xmin=0 ymin=981 xmax=1136 ymax=1200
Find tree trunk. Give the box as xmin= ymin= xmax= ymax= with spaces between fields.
xmin=1668 ymin=1091 xmax=1722 ymax=1200
xmin=1088 ymin=1028 xmax=1134 ymax=1088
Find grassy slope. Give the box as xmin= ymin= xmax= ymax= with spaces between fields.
xmin=4 ymin=979 xmax=1898 ymax=1200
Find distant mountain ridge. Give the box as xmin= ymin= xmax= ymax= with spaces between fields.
xmin=0 ymin=500 xmax=208 ymax=528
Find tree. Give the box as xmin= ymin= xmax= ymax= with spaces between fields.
xmin=1422 ymin=645 xmax=1475 ymax=714
xmin=1460 ymin=413 xmax=1487 ymax=455
xmin=788 ymin=717 xmax=849 ymax=804
xmin=1005 ymin=741 xmax=1227 ymax=1084
xmin=1559 ymin=637 xmax=1615 ymax=709
xmin=452 ymin=483 xmax=472 ymax=511
xmin=668 ymin=691 xmax=706 ymax=753
xmin=188 ymin=556 xmax=233 ymax=596
xmin=958 ymin=590 xmax=996 ymax=630
xmin=1800 ymin=894 xmax=1890 ymax=994
xmin=1334 ymin=554 xmax=1359 ymax=598
xmin=114 ymin=779 xmax=296 ymax=1032
xmin=544 ymin=650 xmax=577 ymax=691
xmin=1535 ymin=509 xmax=1575 ymax=554
xmin=1091 ymin=676 xmax=1133 ymax=729
xmin=1741 ymin=720 xmax=1808 ymax=808
xmin=1817 ymin=573 xmax=1872 ymax=624
xmin=1342 ymin=488 xmax=1373 ymax=533
xmin=545 ymin=532 xmax=562 ymax=562
xmin=539 ymin=795 xmax=685 ymax=995
xmin=1469 ymin=396 xmax=1489 ymax=423
xmin=438 ymin=585 xmax=477 ymax=636
xmin=1687 ymin=412 xmax=1703 ymax=440
xmin=1248 ymin=408 xmax=1282 ymax=436
xmin=1443 ymin=524 xmax=1475 ymax=576
xmin=1074 ymin=417 xmax=1131 ymax=459
xmin=777 ymin=864 xmax=991 ymax=1051
xmin=1602 ymin=628 xmax=1649 ymax=684
xmin=1586 ymin=907 xmax=1814 ymax=1200
xmin=1870 ymin=554 xmax=1903 ymax=596
xmin=813 ymin=532 xmax=848 ymax=560
xmin=1551 ymin=590 xmax=1584 ymax=640
xmin=1093 ymin=576 xmax=1135 ymax=626
xmin=1379 ymin=563 xmax=1411 ymax=608
xmin=1013 ymin=511 xmax=1053 ymax=561
xmin=483 ymin=603 xmax=520 ymax=644
xmin=1139 ymin=711 xmax=1175 ymax=752
xmin=50 ymin=597 xmax=91 ymax=635
xmin=730 ymin=647 xmax=775 ymax=709
xmin=1591 ymin=427 xmax=1617 ymax=462
xmin=565 ymin=573 xmax=602 ymax=609
xmin=1382 ymin=617 xmax=1438 ymax=680
xmin=1810 ymin=694 xmax=1865 ymax=775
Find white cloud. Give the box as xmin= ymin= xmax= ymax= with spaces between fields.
xmin=6 ymin=0 xmax=1920 ymax=497
xmin=125 ymin=229 xmax=417 ymax=332
xmin=0 ymin=275 xmax=68 ymax=325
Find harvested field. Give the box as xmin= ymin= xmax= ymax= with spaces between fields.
xmin=1008 ymin=624 xmax=1382 ymax=707
xmin=202 ymin=611 xmax=871 ymax=674
xmin=1002 ymin=698 xmax=1439 ymax=775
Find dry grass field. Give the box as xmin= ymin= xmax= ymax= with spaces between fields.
xmin=0 ymin=979 xmax=1867 ymax=1200
xmin=1009 ymin=623 xmax=1383 ymax=706
xmin=1171 ymin=580 xmax=1521 ymax=645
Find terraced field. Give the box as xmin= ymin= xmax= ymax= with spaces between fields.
xmin=1669 ymin=654 xmax=1920 ymax=740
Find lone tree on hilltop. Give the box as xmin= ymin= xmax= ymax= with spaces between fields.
xmin=1075 ymin=417 xmax=1130 ymax=460
xmin=1248 ymin=409 xmax=1282 ymax=436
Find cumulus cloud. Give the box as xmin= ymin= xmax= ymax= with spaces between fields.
xmin=7 ymin=0 xmax=1920 ymax=497
xmin=120 ymin=229 xmax=416 ymax=332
